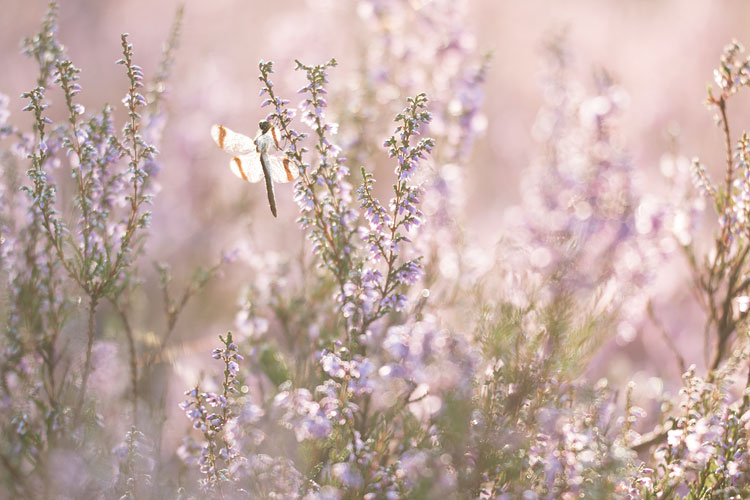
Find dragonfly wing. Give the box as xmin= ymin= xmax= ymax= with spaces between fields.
xmin=229 ymin=153 xmax=264 ymax=183
xmin=211 ymin=124 xmax=255 ymax=154
xmin=266 ymin=154 xmax=299 ymax=183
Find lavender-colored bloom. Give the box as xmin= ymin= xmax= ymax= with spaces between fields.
xmin=332 ymin=462 xmax=364 ymax=488
xmin=273 ymin=386 xmax=333 ymax=442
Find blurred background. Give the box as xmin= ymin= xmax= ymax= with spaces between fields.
xmin=3 ymin=0 xmax=750 ymax=437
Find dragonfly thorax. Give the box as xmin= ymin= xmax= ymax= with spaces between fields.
xmin=255 ymin=132 xmax=274 ymax=153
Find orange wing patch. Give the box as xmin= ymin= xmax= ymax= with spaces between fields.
xmin=211 ymin=124 xmax=255 ymax=155
xmin=218 ymin=125 xmax=227 ymax=149
xmin=271 ymin=126 xmax=281 ymax=150
xmin=233 ymin=156 xmax=248 ymax=181
xmin=283 ymin=158 xmax=294 ymax=181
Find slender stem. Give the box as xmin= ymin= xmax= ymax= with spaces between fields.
xmin=719 ymin=97 xmax=733 ymax=214
xmin=75 ymin=296 xmax=98 ymax=423
xmin=647 ymin=301 xmax=686 ymax=376
xmin=115 ymin=302 xmax=139 ymax=424
xmin=709 ymin=243 xmax=750 ymax=374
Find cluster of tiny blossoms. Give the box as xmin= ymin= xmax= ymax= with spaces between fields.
xmin=629 ymin=359 xmax=750 ymax=499
xmin=356 ymin=93 xmax=433 ymax=318
xmin=179 ymin=332 xmax=242 ymax=487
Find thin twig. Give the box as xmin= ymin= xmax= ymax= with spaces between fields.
xmin=74 ymin=296 xmax=98 ymax=423
xmin=647 ymin=301 xmax=686 ymax=376
xmin=114 ymin=300 xmax=139 ymax=424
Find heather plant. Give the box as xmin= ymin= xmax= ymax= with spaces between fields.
xmin=5 ymin=1 xmax=750 ymax=500
xmin=177 ymin=58 xmax=473 ymax=498
xmin=0 ymin=3 xmax=201 ymax=498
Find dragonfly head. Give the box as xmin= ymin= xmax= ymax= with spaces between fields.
xmin=258 ymin=120 xmax=272 ymax=134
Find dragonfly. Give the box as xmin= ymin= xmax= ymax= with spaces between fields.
xmin=210 ymin=120 xmax=298 ymax=217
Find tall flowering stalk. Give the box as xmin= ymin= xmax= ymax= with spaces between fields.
xmin=257 ymin=61 xmax=432 ymax=340
xmin=179 ymin=332 xmax=242 ymax=488
xmin=258 ymin=61 xmax=355 ymax=318
xmin=357 ymin=93 xmax=433 ymax=326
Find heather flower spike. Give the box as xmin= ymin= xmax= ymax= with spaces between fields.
xmin=210 ymin=121 xmax=299 ymax=217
